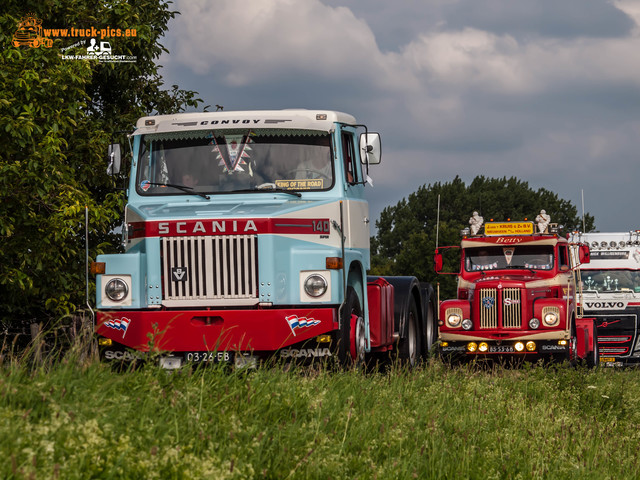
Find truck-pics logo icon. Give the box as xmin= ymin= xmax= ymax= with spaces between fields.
xmin=12 ymin=14 xmax=52 ymax=48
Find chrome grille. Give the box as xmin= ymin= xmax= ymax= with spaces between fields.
xmin=161 ymin=235 xmax=258 ymax=304
xmin=478 ymin=287 xmax=522 ymax=329
xmin=502 ymin=288 xmax=521 ymax=328
xmin=479 ymin=288 xmax=498 ymax=328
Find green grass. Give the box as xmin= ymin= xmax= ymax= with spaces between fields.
xmin=1 ymin=351 xmax=640 ymax=479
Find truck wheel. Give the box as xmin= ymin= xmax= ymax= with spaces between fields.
xmin=424 ymin=300 xmax=437 ymax=357
xmin=566 ymin=323 xmax=578 ymax=366
xmin=338 ymin=287 xmax=363 ymax=367
xmin=398 ymin=299 xmax=421 ymax=368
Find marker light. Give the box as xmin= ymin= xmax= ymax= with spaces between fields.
xmin=558 ymin=340 xmax=568 ymax=346
xmin=326 ymin=257 xmax=343 ymax=269
xmin=91 ymin=262 xmax=106 ymax=275
xmin=515 ymin=342 xmax=525 ymax=352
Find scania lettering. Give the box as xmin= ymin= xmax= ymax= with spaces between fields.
xmin=570 ymin=231 xmax=640 ymax=366
xmin=434 ymin=213 xmax=598 ymax=364
xmin=93 ymin=110 xmax=437 ymax=368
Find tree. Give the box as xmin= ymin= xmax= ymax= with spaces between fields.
xmin=370 ymin=176 xmax=595 ymax=298
xmin=0 ymin=1 xmax=202 ymax=327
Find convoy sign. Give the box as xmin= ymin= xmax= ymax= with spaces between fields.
xmin=484 ymin=222 xmax=534 ymax=236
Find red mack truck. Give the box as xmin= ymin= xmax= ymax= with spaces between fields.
xmin=93 ymin=109 xmax=437 ymax=368
xmin=434 ymin=212 xmax=598 ymax=364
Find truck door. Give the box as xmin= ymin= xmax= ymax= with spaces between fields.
xmin=341 ymin=130 xmax=369 ymax=253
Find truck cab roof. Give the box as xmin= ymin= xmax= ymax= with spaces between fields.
xmin=134 ymin=109 xmax=357 ymax=135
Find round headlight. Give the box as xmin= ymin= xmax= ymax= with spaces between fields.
xmin=543 ymin=311 xmax=559 ymax=327
xmin=478 ymin=342 xmax=489 ymax=352
xmin=514 ymin=342 xmax=525 ymax=352
xmin=529 ymin=317 xmax=540 ymax=330
xmin=592 ymin=241 xmax=598 ymax=248
xmin=461 ymin=318 xmax=473 ymax=330
xmin=467 ymin=342 xmax=478 ymax=352
xmin=610 ymin=241 xmax=617 ymax=248
xmin=304 ymin=274 xmax=327 ymax=297
xmin=526 ymin=341 xmax=536 ymax=352
xmin=105 ymin=278 xmax=128 ymax=302
xmin=447 ymin=313 xmax=462 ymax=328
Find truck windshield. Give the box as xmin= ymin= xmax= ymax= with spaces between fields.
xmin=464 ymin=245 xmax=555 ymax=272
xmin=136 ymin=130 xmax=333 ymax=195
xmin=582 ymin=269 xmax=640 ymax=293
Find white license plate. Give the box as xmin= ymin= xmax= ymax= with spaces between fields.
xmin=489 ymin=345 xmax=515 ymax=353
xmin=184 ymin=351 xmax=233 ymax=363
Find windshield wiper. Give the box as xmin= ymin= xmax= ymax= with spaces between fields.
xmin=145 ymin=182 xmax=210 ymax=199
xmin=226 ymin=185 xmax=302 ymax=198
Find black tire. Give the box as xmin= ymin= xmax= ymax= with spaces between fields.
xmin=338 ymin=287 xmax=364 ymax=367
xmin=398 ymin=299 xmax=421 ymax=368
xmin=423 ymin=300 xmax=437 ymax=358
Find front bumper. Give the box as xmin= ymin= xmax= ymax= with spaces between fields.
xmin=96 ymin=307 xmax=338 ymax=354
xmin=439 ymin=339 xmax=569 ymax=357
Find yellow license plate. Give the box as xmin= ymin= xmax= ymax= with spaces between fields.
xmin=600 ymin=357 xmax=616 ymax=363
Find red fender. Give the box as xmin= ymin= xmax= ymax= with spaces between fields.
xmin=575 ymin=317 xmax=596 ymax=359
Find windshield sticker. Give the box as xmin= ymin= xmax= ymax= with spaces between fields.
xmin=209 ymin=132 xmax=253 ymax=174
xmin=140 ymin=180 xmax=151 ymax=191
xmin=503 ymin=247 xmax=514 ymax=265
xmin=276 ymin=179 xmax=323 ymax=190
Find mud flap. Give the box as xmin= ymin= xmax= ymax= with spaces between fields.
xmin=575 ymin=317 xmax=597 ymax=360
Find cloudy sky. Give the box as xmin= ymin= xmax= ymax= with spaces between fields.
xmin=159 ymin=0 xmax=640 ymax=233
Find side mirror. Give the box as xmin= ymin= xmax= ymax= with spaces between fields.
xmin=579 ymin=244 xmax=591 ymax=264
xmin=107 ymin=144 xmax=122 ymax=176
xmin=434 ymin=252 xmax=443 ymax=273
xmin=359 ymin=132 xmax=381 ymax=165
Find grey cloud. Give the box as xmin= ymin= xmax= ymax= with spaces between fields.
xmin=443 ymin=0 xmax=635 ymax=40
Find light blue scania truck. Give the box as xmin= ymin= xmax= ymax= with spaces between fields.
xmin=93 ymin=109 xmax=436 ymax=368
